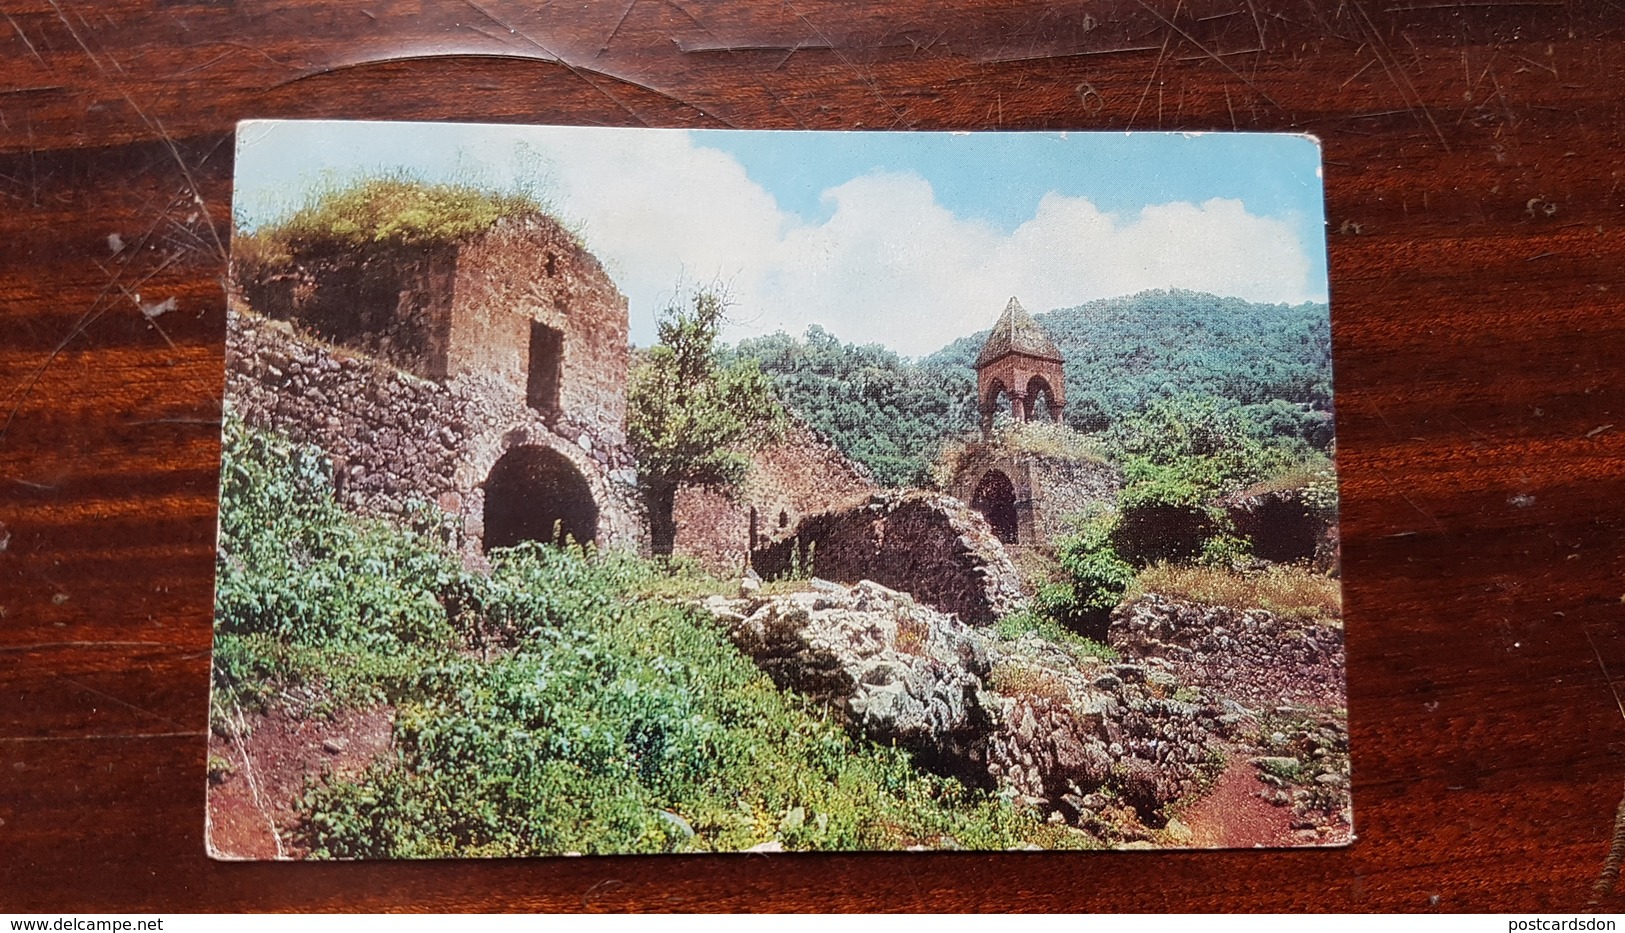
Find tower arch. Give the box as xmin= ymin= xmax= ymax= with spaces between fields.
xmin=974 ymin=297 xmax=1067 ymax=437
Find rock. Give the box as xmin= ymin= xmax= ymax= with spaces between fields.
xmin=707 ymin=580 xmax=998 ymax=778
xmin=743 ymin=840 xmax=783 ymax=853
xmin=322 ymin=737 xmax=348 ymax=754
xmin=1112 ymin=664 xmax=1146 ymax=684
xmin=701 ymin=576 xmax=1227 ymax=828
xmin=739 ymin=571 xmax=761 ymax=599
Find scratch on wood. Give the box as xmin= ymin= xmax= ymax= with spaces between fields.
xmin=1128 ymin=34 xmax=1172 ymax=130
xmin=3 ymin=11 xmax=47 ymax=69
xmin=1584 ymin=626 xmax=1625 ymax=909
xmin=59 ymin=675 xmax=190 ymax=730
xmin=0 ymin=731 xmax=199 ymax=743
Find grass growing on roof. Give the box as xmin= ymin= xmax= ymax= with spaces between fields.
xmin=248 ymin=176 xmax=549 ymax=251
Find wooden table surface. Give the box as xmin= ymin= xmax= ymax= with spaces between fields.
xmin=3 ymin=0 xmax=1623 ymax=913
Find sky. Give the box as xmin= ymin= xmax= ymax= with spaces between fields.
xmin=234 ymin=120 xmax=1329 ymax=358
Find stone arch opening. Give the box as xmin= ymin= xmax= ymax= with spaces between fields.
xmin=483 ymin=445 xmax=599 ymax=551
xmin=1025 ymin=375 xmax=1060 ymax=423
xmin=981 ymin=379 xmax=1018 ymax=436
xmin=970 ymin=469 xmax=1019 ymax=544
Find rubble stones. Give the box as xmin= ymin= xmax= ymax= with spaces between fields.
xmin=702 ymin=579 xmax=1227 ymax=826
xmin=1110 ymin=594 xmax=1346 ymax=709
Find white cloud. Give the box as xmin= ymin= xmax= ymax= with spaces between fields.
xmin=521 ymin=131 xmax=1318 ymax=357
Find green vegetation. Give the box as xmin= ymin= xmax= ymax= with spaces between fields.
xmin=1127 ymin=563 xmax=1342 ymax=625
xmin=928 ymin=289 xmax=1333 ymax=441
xmin=730 ymin=326 xmax=977 ymax=487
xmin=1027 ymin=511 xmax=1137 ymax=642
xmin=1104 ymin=394 xmax=1299 ymax=565
xmin=994 ymin=610 xmax=1119 ymax=664
xmin=734 ymin=291 xmax=1331 ymax=490
xmin=629 ymin=289 xmax=786 ymax=557
xmin=245 ymin=176 xmax=548 ymax=251
xmin=214 ymin=416 xmax=1068 ymax=856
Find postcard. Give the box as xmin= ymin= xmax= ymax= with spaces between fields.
xmin=208 ymin=120 xmax=1346 ymax=857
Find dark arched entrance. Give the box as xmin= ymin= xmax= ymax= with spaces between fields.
xmin=483 ymin=445 xmax=599 ymax=551
xmin=970 ymin=469 xmax=1018 ymax=544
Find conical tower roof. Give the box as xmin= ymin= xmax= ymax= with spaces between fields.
xmin=975 ymin=297 xmax=1063 ymax=368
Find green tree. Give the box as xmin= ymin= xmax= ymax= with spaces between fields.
xmin=629 ymin=289 xmax=785 ymax=558
xmin=1102 ymin=394 xmax=1296 ymax=564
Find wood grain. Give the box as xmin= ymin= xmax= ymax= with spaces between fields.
xmin=3 ymin=0 xmax=1624 ymax=912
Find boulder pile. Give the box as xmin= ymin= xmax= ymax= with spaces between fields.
xmin=702 ymin=579 xmax=1231 ymax=830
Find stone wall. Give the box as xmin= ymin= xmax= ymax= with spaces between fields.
xmin=750 ymin=491 xmax=1025 ymax=624
xmin=236 ymin=240 xmax=460 ymax=381
xmin=225 ymin=308 xmax=643 ymax=557
xmin=671 ymin=419 xmax=877 ymax=572
xmin=236 ymin=214 xmax=629 ymax=447
xmin=446 ymin=218 xmax=629 ymax=444
xmin=1110 ymin=594 xmax=1346 ymax=710
xmin=948 ymin=448 xmax=1121 ymax=549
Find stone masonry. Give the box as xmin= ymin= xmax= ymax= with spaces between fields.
xmin=228 ymin=211 xmax=644 ymax=556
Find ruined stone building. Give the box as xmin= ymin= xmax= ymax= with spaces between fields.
xmin=950 ymin=297 xmax=1118 ymax=550
xmin=229 ymin=213 xmax=643 ymax=556
xmin=671 ymin=419 xmax=878 ymax=572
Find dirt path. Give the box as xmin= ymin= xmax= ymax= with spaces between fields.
xmin=205 ymin=704 xmax=394 ymax=860
xmin=1180 ymin=750 xmax=1296 ymax=849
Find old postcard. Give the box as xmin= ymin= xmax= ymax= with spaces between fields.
xmin=208 ymin=120 xmax=1346 ymax=857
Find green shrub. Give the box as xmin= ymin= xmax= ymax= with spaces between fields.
xmin=1029 ymin=512 xmax=1135 ymax=641
xmin=301 ymin=581 xmax=1053 ymax=856
xmin=214 ymin=415 xmax=1076 ymax=855
xmin=214 ymin=417 xmax=462 ymax=651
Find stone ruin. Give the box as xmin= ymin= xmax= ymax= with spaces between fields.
xmin=749 ymin=491 xmax=1027 ymax=625
xmin=229 ymin=213 xmax=643 ymax=556
xmin=671 ymin=419 xmax=879 ymax=573
xmin=949 ymin=298 xmax=1119 ymax=551
xmin=947 ymin=446 xmax=1120 ymax=550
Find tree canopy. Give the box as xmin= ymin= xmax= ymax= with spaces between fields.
xmin=629 ymin=290 xmax=785 ymax=556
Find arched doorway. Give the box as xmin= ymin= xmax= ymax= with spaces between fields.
xmin=970 ymin=469 xmax=1018 ymax=544
xmin=483 ymin=445 xmax=599 ymax=551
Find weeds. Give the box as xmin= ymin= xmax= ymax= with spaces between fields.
xmin=1128 ymin=563 xmax=1341 ymax=624
xmin=214 ymin=415 xmax=1059 ymax=856
xmin=994 ymin=610 xmax=1119 ymax=663
xmin=987 ymin=663 xmax=1071 ymax=704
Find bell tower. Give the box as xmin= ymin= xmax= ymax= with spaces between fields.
xmin=974 ymin=297 xmax=1067 ymax=438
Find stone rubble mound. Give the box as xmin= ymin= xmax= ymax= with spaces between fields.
xmin=702 ymin=579 xmax=1232 ymax=829
xmin=1110 ymin=594 xmax=1346 ymax=710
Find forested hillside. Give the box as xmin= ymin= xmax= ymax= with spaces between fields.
xmin=929 ymin=289 xmax=1333 ymax=438
xmin=729 ymin=327 xmax=978 ymax=487
xmin=732 ymin=290 xmax=1335 ymax=487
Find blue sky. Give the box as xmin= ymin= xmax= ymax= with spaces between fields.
xmin=235 ymin=121 xmax=1328 ymax=356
